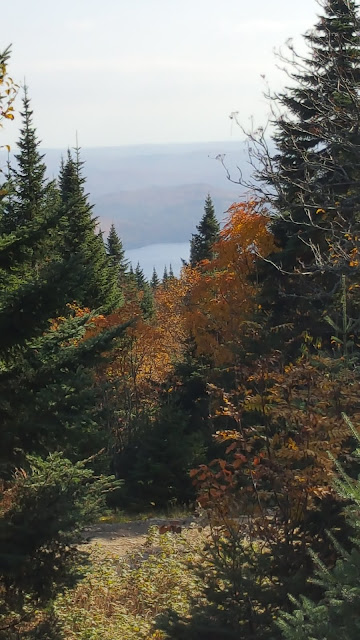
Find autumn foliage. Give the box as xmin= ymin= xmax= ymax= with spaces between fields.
xmin=4 ymin=0 xmax=360 ymax=634
xmin=185 ymin=201 xmax=275 ymax=365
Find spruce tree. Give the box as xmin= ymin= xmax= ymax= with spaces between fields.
xmin=0 ymin=454 xmax=113 ymax=640
xmin=259 ymin=0 xmax=360 ymax=250
xmin=0 ymin=62 xmax=128 ymax=635
xmin=127 ymin=263 xmax=138 ymax=291
xmin=123 ymin=403 xmax=203 ymax=510
xmin=134 ymin=261 xmax=146 ymax=289
xmin=0 ymin=145 xmax=130 ymax=470
xmin=106 ymin=222 xmax=128 ymax=280
xmin=163 ymin=265 xmax=168 ymax=284
xmin=151 ymin=267 xmax=160 ymax=289
xmin=190 ymin=194 xmax=220 ymax=266
xmin=1 ymin=88 xmax=58 ymax=267
xmin=0 ymin=181 xmax=127 ymax=638
xmin=140 ymin=282 xmax=156 ymax=320
xmin=59 ymin=149 xmax=121 ymax=311
xmin=253 ymin=0 xmax=360 ymax=341
xmin=5 ymin=87 xmax=48 ymax=228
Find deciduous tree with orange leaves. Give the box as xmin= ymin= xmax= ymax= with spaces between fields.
xmin=185 ymin=200 xmax=275 ymax=366
xmin=86 ymin=276 xmax=191 ymax=483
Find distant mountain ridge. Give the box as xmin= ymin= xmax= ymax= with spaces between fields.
xmin=41 ymin=141 xmax=249 ymax=248
xmin=95 ymin=183 xmax=238 ymax=248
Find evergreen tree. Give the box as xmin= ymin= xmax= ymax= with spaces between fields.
xmin=163 ymin=265 xmax=168 ymax=284
xmin=253 ymin=0 xmax=360 ymax=342
xmin=1 ymin=88 xmax=58 ymax=267
xmin=134 ymin=261 xmax=146 ymax=289
xmin=0 ymin=159 xmax=15 ymax=227
xmin=169 ymin=263 xmax=175 ymax=279
xmin=59 ymin=149 xmax=121 ymax=311
xmin=106 ymin=222 xmax=128 ymax=280
xmin=0 ymin=59 xmax=127 ymax=635
xmin=0 ymin=454 xmax=113 ymax=640
xmin=0 ymin=177 xmax=127 ymax=637
xmin=126 ymin=263 xmax=137 ymax=291
xmin=5 ymin=87 xmax=48 ymax=229
xmin=140 ymin=282 xmax=156 ymax=320
xmin=151 ymin=267 xmax=160 ymax=289
xmin=121 ymin=404 xmax=204 ymax=510
xmin=190 ymin=194 xmax=220 ymax=267
xmin=260 ymin=0 xmax=360 ymax=250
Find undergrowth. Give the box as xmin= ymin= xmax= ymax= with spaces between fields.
xmin=54 ymin=526 xmax=203 ymax=639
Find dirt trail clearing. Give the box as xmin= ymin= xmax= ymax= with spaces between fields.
xmin=83 ymin=517 xmax=200 ymax=556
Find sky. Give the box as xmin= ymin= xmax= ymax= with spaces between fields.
xmin=2 ymin=0 xmax=321 ymax=149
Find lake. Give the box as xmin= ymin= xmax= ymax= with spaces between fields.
xmin=126 ymin=242 xmax=190 ymax=279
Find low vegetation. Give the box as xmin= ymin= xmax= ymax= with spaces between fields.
xmin=54 ymin=528 xmax=203 ymax=640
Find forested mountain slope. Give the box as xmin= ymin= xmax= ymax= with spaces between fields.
xmin=41 ymin=142 xmax=245 ymax=247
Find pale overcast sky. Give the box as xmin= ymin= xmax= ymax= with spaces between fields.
xmin=3 ymin=0 xmax=320 ymax=149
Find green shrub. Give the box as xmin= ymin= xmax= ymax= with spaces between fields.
xmin=0 ymin=453 xmax=114 ymax=639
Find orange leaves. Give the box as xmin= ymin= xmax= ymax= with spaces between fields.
xmin=225 ymin=440 xmax=239 ymax=453
xmin=125 ymin=278 xmax=188 ymax=387
xmin=0 ymin=50 xmax=18 ymax=136
xmin=349 ymin=246 xmax=359 ymax=267
xmin=232 ymin=454 xmax=247 ymax=469
xmin=88 ymin=277 xmax=190 ymax=429
xmin=190 ymin=352 xmax=360 ymax=542
xmin=183 ymin=200 xmax=275 ymax=365
xmin=220 ymin=201 xmax=275 ymax=263
xmin=263 ymin=357 xmax=360 ymax=501
xmin=189 ymin=468 xmax=200 ymax=478
xmin=49 ymin=303 xmax=92 ymax=333
xmin=190 ymin=457 xmax=238 ymax=510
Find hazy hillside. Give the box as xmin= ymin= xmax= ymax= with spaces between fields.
xmin=95 ymin=183 xmax=239 ymax=247
xmin=42 ymin=141 xmax=248 ymax=248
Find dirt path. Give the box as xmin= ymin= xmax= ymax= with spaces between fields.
xmin=83 ymin=517 xmax=197 ymax=556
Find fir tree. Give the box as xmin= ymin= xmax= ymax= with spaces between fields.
xmin=0 ymin=454 xmax=114 ymax=640
xmin=0 ymin=171 xmax=128 ymax=636
xmin=134 ymin=261 xmax=146 ymax=289
xmin=163 ymin=265 xmax=168 ymax=284
xmin=59 ymin=149 xmax=121 ymax=311
xmin=140 ymin=282 xmax=156 ymax=320
xmin=190 ymin=194 xmax=220 ymax=267
xmin=6 ymin=87 xmax=48 ymax=228
xmin=106 ymin=222 xmax=128 ymax=280
xmin=127 ymin=263 xmax=138 ymax=291
xmin=169 ymin=263 xmax=175 ymax=279
xmin=151 ymin=267 xmax=160 ymax=289
xmin=258 ymin=0 xmax=360 ymax=249
xmin=253 ymin=0 xmax=360 ymax=342
xmin=0 ymin=159 xmax=15 ymax=229
xmin=0 ymin=62 xmax=127 ymax=634
xmin=121 ymin=403 xmax=204 ymax=510
xmin=1 ymin=88 xmax=58 ymax=267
